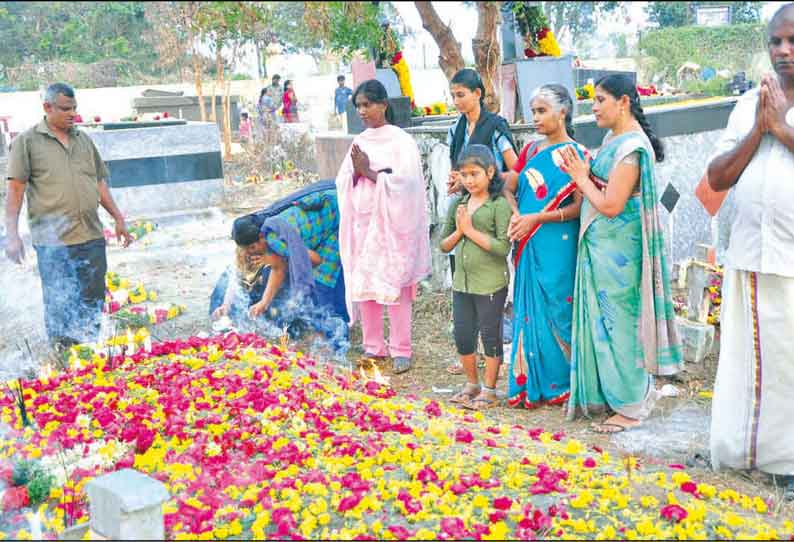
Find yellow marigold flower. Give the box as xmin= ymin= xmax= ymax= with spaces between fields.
xmin=415 ymin=528 xmax=436 ymax=540
xmin=749 ymin=496 xmax=767 ymax=514
xmin=482 ymin=521 xmax=509 ymax=540
xmin=569 ymin=490 xmax=594 ymax=509
xmin=640 ymin=495 xmax=659 ymax=508
xmin=596 ymin=525 xmax=617 ymax=540
xmin=472 ymin=494 xmax=489 ymax=509
xmin=671 ymin=471 xmax=691 ymax=485
xmin=564 ymin=439 xmax=584 ymax=455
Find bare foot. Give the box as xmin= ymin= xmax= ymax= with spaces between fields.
xmin=591 ymin=414 xmax=641 ymax=434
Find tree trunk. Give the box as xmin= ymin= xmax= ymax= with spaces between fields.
xmin=211 ymin=45 xmax=223 ymax=123
xmin=473 ymin=1 xmax=502 ymax=112
xmin=414 ymin=1 xmax=465 ymax=81
xmin=192 ymin=52 xmax=206 ymax=121
xmin=223 ymin=81 xmax=232 ymax=160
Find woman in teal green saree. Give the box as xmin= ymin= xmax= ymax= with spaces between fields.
xmin=559 ymin=74 xmax=683 ymax=433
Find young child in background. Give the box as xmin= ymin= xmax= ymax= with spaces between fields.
xmin=440 ymin=144 xmax=513 ymax=411
xmin=239 ymin=111 xmax=252 ymax=143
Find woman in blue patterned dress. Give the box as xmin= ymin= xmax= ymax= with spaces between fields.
xmin=210 ymin=181 xmax=349 ymax=348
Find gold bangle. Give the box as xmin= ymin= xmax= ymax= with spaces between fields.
xmin=559 ymin=208 xmax=565 ymax=222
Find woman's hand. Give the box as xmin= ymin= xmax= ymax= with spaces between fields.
xmin=560 ymin=145 xmax=591 ymax=187
xmin=507 ymin=213 xmax=539 ymax=241
xmin=249 ymin=301 xmax=268 ymax=319
xmin=455 ymin=205 xmax=473 ymax=235
xmin=212 ymin=304 xmax=229 ymax=320
xmin=351 ymin=144 xmax=371 ymax=175
xmin=447 ymin=170 xmax=462 ymax=195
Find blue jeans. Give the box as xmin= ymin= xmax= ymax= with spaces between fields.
xmin=34 ymin=238 xmax=107 ymax=346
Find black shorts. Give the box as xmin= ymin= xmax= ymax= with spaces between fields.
xmin=452 ymin=287 xmax=508 ymax=358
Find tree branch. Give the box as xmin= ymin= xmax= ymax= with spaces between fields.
xmin=414 ymin=1 xmax=465 ymax=81
xmin=473 ymin=1 xmax=501 ymax=112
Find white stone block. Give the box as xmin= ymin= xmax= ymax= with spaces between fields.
xmin=675 ymin=316 xmax=715 ymax=364
xmin=85 ymin=468 xmax=169 ymax=540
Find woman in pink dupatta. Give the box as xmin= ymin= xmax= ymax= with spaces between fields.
xmin=336 ymin=79 xmax=431 ymax=374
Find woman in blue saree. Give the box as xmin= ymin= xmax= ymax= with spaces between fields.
xmin=505 ymin=84 xmax=588 ymax=409
xmin=560 ymin=74 xmax=683 ymax=433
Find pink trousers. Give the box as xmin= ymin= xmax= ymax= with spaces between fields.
xmin=357 ymin=285 xmax=415 ymax=359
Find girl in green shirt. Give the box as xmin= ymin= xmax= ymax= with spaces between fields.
xmin=440 ymin=144 xmax=513 ymax=410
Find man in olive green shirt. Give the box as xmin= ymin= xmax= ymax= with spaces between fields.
xmin=5 ymin=82 xmax=132 ymax=350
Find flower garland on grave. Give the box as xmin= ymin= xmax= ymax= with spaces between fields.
xmin=706 ymin=267 xmax=723 ymax=326
xmin=390 ymin=51 xmax=415 ymax=109
xmin=512 ymin=3 xmax=562 ymax=58
xmin=415 ymin=102 xmax=450 ymax=117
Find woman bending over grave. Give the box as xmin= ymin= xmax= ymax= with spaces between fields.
xmin=560 ymin=74 xmax=683 ymax=433
xmin=209 ymin=181 xmax=349 ymax=351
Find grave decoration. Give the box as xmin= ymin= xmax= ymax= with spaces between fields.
xmin=104 ymin=220 xmax=156 ymax=244
xmin=0 ymin=332 xmax=789 ymax=539
xmin=391 ymin=52 xmax=415 ymax=110
xmin=414 ymin=102 xmax=452 ymax=117
xmin=575 ymin=83 xmax=595 ymax=101
xmin=512 ymin=3 xmax=562 ymax=59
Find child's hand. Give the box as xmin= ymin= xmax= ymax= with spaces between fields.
xmin=447 ymin=171 xmax=462 ymax=195
xmin=456 ymin=205 xmax=473 ymax=235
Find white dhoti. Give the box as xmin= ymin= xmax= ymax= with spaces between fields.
xmin=710 ymin=269 xmax=794 ymax=475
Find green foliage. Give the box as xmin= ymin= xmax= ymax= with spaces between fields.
xmin=645 ymin=2 xmax=761 ymax=28
xmin=682 ymin=76 xmax=731 ymax=97
xmin=638 ymin=23 xmax=767 ymax=82
xmin=26 ymin=471 xmax=55 ymax=506
xmin=540 ymin=2 xmax=620 ymax=41
xmin=0 ymin=2 xmax=156 ymax=70
xmin=12 ymin=459 xmax=35 ymax=487
xmin=512 ymin=3 xmax=550 ymax=37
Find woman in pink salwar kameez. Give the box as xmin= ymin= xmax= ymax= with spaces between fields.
xmin=335 ymin=79 xmax=431 ymax=374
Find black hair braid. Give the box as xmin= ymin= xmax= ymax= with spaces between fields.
xmin=630 ymin=95 xmax=664 ymax=162
xmin=564 ymin=108 xmax=575 ymax=139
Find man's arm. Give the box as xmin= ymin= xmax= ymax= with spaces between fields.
xmin=4 ymin=179 xmax=26 ymax=263
xmin=707 ymin=94 xmax=765 ymax=192
xmin=98 ymin=180 xmax=133 ymax=247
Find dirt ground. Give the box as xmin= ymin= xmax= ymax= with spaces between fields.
xmin=1 ymin=159 xmax=792 ymax=521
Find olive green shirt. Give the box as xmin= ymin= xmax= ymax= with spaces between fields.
xmin=7 ymin=119 xmax=109 ymax=246
xmin=441 ymin=194 xmax=512 ymax=295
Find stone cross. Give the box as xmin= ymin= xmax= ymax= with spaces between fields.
xmin=675 ymin=243 xmax=718 ymax=364
xmin=685 ymin=244 xmax=717 ymax=323
xmin=84 ymin=468 xmax=170 ymax=540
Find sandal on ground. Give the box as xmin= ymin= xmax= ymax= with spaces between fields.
xmin=591 ymin=422 xmax=640 ymax=434
xmin=450 ymin=383 xmax=481 ymax=404
xmin=392 ymin=356 xmax=412 ymax=374
xmin=446 ymin=361 xmax=464 ymax=375
xmin=462 ymin=392 xmax=500 ymax=411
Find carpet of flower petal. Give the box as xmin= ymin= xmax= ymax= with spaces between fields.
xmin=0 ymin=333 xmax=791 ymax=540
